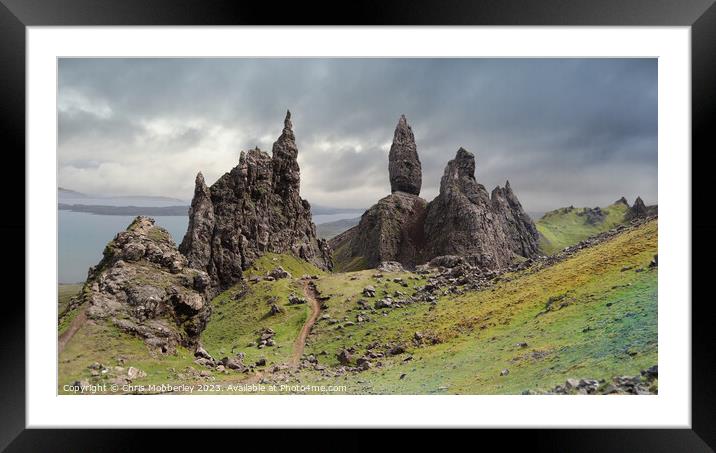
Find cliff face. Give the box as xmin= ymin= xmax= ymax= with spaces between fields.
xmin=424 ymin=148 xmax=526 ymax=269
xmin=179 ymin=111 xmax=332 ymax=289
xmin=69 ymin=216 xmax=212 ymax=353
xmin=332 ymin=117 xmax=539 ymax=271
xmin=490 ymin=180 xmax=541 ymax=258
xmin=348 ymin=192 xmax=428 ymax=268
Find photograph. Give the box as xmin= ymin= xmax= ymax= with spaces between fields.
xmin=57 ymin=57 xmax=659 ymax=396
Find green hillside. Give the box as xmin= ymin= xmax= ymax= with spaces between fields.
xmin=58 ymin=220 xmax=657 ymax=395
xmin=287 ymin=219 xmax=657 ymax=394
xmin=536 ymin=201 xmax=629 ymax=255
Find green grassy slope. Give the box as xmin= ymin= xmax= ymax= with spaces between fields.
xmin=58 ymin=220 xmax=657 ymax=395
xmin=59 ymin=319 xmax=199 ymax=393
xmin=58 ymin=283 xmax=83 ymax=335
xmin=330 ymin=232 xmax=369 ymax=273
xmin=536 ymin=202 xmax=629 ymax=255
xmin=200 ymin=253 xmax=325 ymax=365
xmin=58 ymin=253 xmax=322 ymax=393
xmin=290 ymin=219 xmax=657 ymax=394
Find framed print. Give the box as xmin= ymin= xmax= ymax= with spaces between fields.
xmin=2 ymin=0 xmax=715 ymax=449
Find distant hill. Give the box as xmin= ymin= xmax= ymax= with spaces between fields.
xmin=58 ymin=187 xmax=187 ymax=208
xmin=58 ymin=187 xmax=88 ymax=198
xmin=311 ymin=204 xmax=366 ymax=216
xmin=536 ymin=197 xmax=656 ymax=255
xmin=58 ymin=203 xmax=189 ymax=216
xmin=315 ymin=216 xmax=360 ymax=239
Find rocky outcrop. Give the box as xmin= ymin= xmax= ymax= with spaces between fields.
xmin=340 ymin=192 xmax=428 ymax=269
xmin=330 ymin=116 xmax=428 ymax=270
xmin=491 ymin=180 xmax=541 ymax=258
xmin=66 ymin=216 xmax=212 ymax=353
xmin=615 ymin=196 xmax=629 ymax=206
xmin=180 ymin=111 xmax=332 ymax=289
xmin=332 ymin=117 xmax=539 ymax=271
xmin=180 ymin=173 xmax=215 ymax=271
xmin=424 ymin=148 xmax=537 ymax=269
xmin=388 ymin=115 xmax=422 ymax=196
xmin=625 ymin=196 xmax=658 ymax=221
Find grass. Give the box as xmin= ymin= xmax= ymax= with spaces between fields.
xmin=331 ymin=238 xmax=369 ymax=273
xmin=536 ymin=202 xmax=629 ymax=255
xmin=302 ymin=269 xmax=427 ymax=366
xmin=58 ymin=283 xmax=83 ymax=336
xmin=58 ymin=319 xmax=202 ymax=394
xmin=58 ymin=253 xmax=326 ymax=393
xmin=58 ymin=220 xmax=657 ymax=395
xmin=200 ymin=253 xmax=326 ymax=366
xmin=287 ymin=219 xmax=657 ymax=394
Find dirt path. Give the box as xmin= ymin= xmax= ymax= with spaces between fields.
xmin=58 ymin=308 xmax=87 ymax=354
xmin=289 ymin=280 xmax=321 ymax=367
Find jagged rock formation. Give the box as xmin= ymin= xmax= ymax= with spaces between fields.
xmin=65 ymin=216 xmax=212 ymax=353
xmin=179 ymin=111 xmax=332 ymax=289
xmin=625 ymin=196 xmax=658 ymax=220
xmin=490 ymin=180 xmax=541 ymax=258
xmin=424 ymin=148 xmax=538 ymax=268
xmin=388 ymin=115 xmax=422 ymax=195
xmin=181 ymin=172 xmax=215 ymax=271
xmin=331 ymin=117 xmax=539 ymax=271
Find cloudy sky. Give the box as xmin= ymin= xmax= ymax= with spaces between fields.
xmin=58 ymin=58 xmax=657 ymax=212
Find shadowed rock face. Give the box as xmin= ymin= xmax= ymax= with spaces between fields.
xmin=180 ymin=172 xmax=214 ymax=271
xmin=347 ymin=192 xmax=428 ymax=269
xmin=424 ymin=148 xmax=518 ymax=269
xmin=67 ymin=216 xmax=212 ymax=353
xmin=490 ymin=181 xmax=541 ymax=258
xmin=388 ymin=115 xmax=422 ymax=196
xmin=179 ymin=111 xmax=332 ymax=290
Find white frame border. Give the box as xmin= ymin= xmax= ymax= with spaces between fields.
xmin=27 ymin=26 xmax=690 ymax=428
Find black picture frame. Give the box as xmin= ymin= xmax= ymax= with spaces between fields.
xmin=2 ymin=0 xmax=714 ymax=450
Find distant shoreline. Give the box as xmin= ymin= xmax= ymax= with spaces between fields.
xmin=59 ymin=203 xmax=189 ymax=216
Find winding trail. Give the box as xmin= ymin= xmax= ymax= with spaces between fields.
xmin=241 ymin=279 xmax=321 ymax=385
xmin=58 ymin=308 xmax=87 ymax=354
xmin=290 ymin=280 xmax=321 ymax=367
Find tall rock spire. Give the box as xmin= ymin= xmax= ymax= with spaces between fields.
xmin=179 ymin=111 xmax=332 ymax=290
xmin=179 ymin=172 xmax=215 ymax=271
xmin=272 ymin=110 xmax=300 ymax=196
xmin=388 ymin=115 xmax=422 ymax=196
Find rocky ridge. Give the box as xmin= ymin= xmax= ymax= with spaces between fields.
xmin=625 ymin=196 xmax=658 ymax=221
xmin=180 ymin=111 xmax=332 ymax=290
xmin=63 ymin=216 xmax=212 ymax=353
xmin=331 ymin=116 xmax=539 ymax=271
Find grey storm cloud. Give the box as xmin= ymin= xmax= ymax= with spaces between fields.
xmin=58 ymin=58 xmax=657 ymax=212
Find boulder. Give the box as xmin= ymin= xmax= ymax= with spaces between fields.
xmin=362 ymin=286 xmax=376 ymax=297
xmin=268 ymin=266 xmax=292 ymax=280
xmin=337 ymin=349 xmax=353 ymax=365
